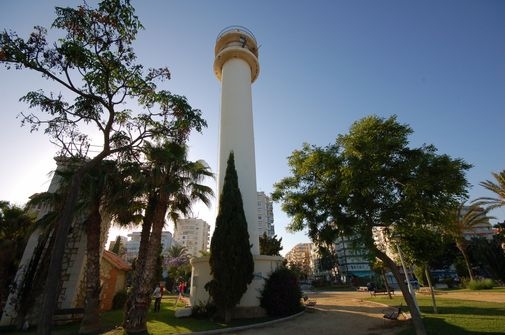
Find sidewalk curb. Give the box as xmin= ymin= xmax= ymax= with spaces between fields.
xmin=189 ymin=310 xmax=306 ymax=334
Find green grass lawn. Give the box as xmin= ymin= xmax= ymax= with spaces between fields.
xmin=3 ymin=289 xmax=504 ymax=334
xmin=368 ymin=288 xmax=505 ymax=335
xmin=0 ymin=295 xmax=275 ymax=335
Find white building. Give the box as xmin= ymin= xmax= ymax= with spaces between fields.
xmin=257 ymin=191 xmax=275 ymax=238
xmin=125 ymin=231 xmax=176 ymax=263
xmin=173 ymin=218 xmax=210 ymax=257
xmin=334 ymin=236 xmax=373 ymax=282
xmin=285 ymin=243 xmax=313 ymax=278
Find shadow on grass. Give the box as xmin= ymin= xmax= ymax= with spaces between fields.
xmin=422 ymin=304 xmax=505 ymax=317
xmin=397 ymin=316 xmax=505 ymax=335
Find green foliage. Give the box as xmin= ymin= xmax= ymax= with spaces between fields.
xmin=272 ymin=115 xmax=471 ymax=333
xmin=259 ymin=232 xmax=283 ymax=256
xmin=191 ymin=301 xmax=217 ymax=319
xmin=467 ymin=278 xmax=494 ymax=290
xmin=1 ymin=0 xmax=208 ymax=331
xmin=207 ymin=152 xmax=254 ymax=320
xmin=398 ymin=226 xmax=446 ymax=266
xmin=110 ymin=236 xmax=122 ymax=254
xmin=272 ymin=115 xmax=470 ymax=250
xmin=372 ymin=292 xmax=505 ymax=335
xmin=468 ymin=236 xmax=505 ymax=283
xmin=413 ymin=266 xmax=427 ymax=287
xmin=111 ymin=289 xmax=128 ymax=310
xmin=0 ymin=201 xmax=36 ymax=321
xmin=477 ymin=169 xmax=505 ymax=211
xmin=260 ymin=267 xmax=303 ymax=317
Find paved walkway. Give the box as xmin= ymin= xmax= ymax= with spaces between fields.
xmin=224 ymin=289 xmax=504 ymax=335
xmin=227 ymin=291 xmax=409 ymax=335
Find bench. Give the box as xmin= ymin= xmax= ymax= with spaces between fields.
xmin=383 ymin=304 xmax=403 ymax=320
xmin=53 ymin=308 xmax=85 ymax=324
xmin=370 ymin=289 xmax=395 ymax=296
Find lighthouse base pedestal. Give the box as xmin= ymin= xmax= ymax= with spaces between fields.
xmin=189 ymin=255 xmax=284 ymax=313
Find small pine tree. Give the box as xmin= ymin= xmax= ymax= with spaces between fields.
xmin=207 ymin=152 xmax=254 ymax=322
xmin=259 ymin=232 xmax=283 ymax=256
xmin=110 ymin=236 xmax=122 ymax=254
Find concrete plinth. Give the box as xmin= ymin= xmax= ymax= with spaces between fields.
xmin=190 ymin=255 xmax=283 ymax=309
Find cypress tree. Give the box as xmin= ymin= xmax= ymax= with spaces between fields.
xmin=207 ymin=152 xmax=254 ymax=322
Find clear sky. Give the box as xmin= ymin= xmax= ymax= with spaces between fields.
xmin=1 ymin=0 xmax=504 ymax=256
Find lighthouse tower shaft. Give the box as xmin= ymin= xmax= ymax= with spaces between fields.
xmin=214 ymin=26 xmax=260 ymax=255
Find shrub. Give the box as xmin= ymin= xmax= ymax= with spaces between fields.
xmin=191 ymin=301 xmax=217 ymax=319
xmin=112 ymin=289 xmax=128 ymax=310
xmin=467 ymin=278 xmax=494 ymax=290
xmin=260 ymin=267 xmax=303 ymax=317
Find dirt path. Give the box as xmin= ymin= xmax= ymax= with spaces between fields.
xmin=227 ymin=291 xmax=409 ymax=335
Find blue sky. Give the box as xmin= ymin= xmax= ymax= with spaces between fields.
xmin=1 ymin=0 xmax=504 ymax=255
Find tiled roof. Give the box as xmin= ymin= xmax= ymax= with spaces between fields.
xmin=103 ymin=250 xmax=131 ymax=271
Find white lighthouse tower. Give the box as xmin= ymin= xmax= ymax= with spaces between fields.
xmin=214 ymin=25 xmax=260 ymax=254
xmin=189 ymin=26 xmax=282 ymax=312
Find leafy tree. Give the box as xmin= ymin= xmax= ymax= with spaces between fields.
xmin=468 ymin=236 xmax=505 ymax=283
xmin=444 ymin=203 xmax=493 ymax=280
xmin=272 ymin=115 xmax=470 ymax=335
xmin=316 ymin=244 xmax=339 ymax=282
xmin=286 ymin=260 xmax=311 ymax=282
xmin=259 ymin=232 xmax=283 ymax=256
xmin=0 ymin=0 xmax=206 ymax=333
xmin=207 ymin=152 xmax=254 ymax=323
xmin=398 ymin=226 xmax=446 ymax=313
xmin=0 ymin=202 xmax=35 ymax=317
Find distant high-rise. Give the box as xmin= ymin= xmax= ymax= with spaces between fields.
xmin=173 ymin=218 xmax=210 ymax=257
xmin=125 ymin=231 xmax=175 ymax=263
xmin=257 ymin=191 xmax=274 ymax=237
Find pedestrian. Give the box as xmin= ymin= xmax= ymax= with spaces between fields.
xmin=152 ymin=283 xmax=163 ymax=312
xmin=174 ymin=280 xmax=187 ymax=308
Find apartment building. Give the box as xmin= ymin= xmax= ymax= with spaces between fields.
xmin=173 ymin=218 xmax=210 ymax=257
xmin=257 ymin=191 xmax=275 ymax=237
xmin=124 ymin=231 xmax=176 ymax=263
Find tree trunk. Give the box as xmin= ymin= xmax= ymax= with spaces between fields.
xmin=457 ymin=242 xmax=474 ymax=281
xmin=424 ymin=266 xmax=437 ymax=314
xmin=36 ymin=172 xmax=83 ymax=335
xmin=124 ymin=193 xmax=167 ymax=334
xmin=79 ymin=202 xmax=102 ymax=334
xmin=381 ymin=268 xmax=393 ymax=299
xmin=375 ymin=247 xmax=427 ymax=335
xmin=123 ymin=195 xmax=155 ymax=332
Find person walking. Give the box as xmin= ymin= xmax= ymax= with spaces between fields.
xmin=152 ymin=283 xmax=163 ymax=312
xmin=174 ymin=280 xmax=187 ymax=308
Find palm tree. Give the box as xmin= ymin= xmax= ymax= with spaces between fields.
xmin=446 ymin=203 xmax=493 ymax=280
xmin=124 ymin=141 xmax=214 ymax=333
xmin=77 ymin=160 xmax=122 ymax=334
xmin=477 ymin=170 xmax=505 ymax=210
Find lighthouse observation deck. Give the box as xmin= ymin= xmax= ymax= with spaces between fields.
xmin=214 ymin=25 xmax=260 ymax=83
